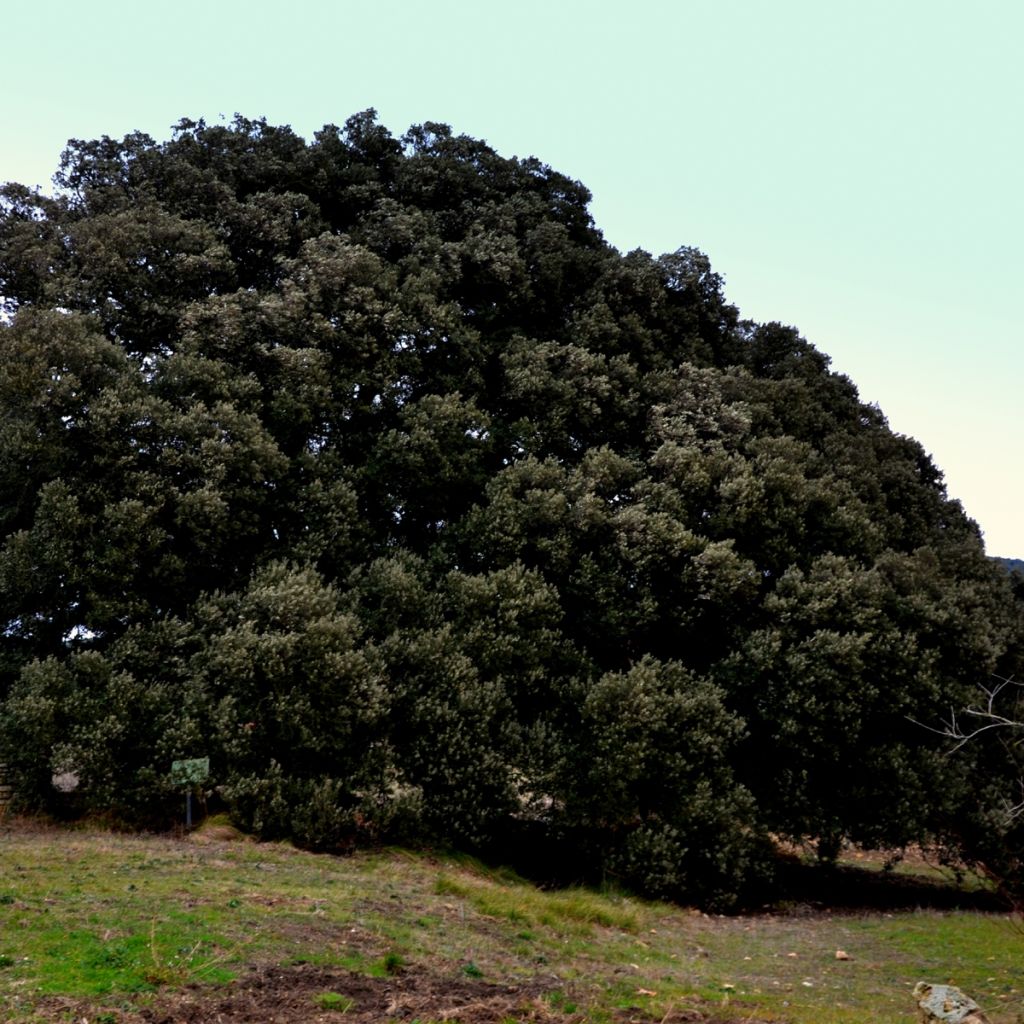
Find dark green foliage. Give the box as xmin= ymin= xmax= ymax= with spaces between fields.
xmin=1 ymin=112 xmax=1021 ymax=904
xmin=558 ymin=657 xmax=769 ymax=908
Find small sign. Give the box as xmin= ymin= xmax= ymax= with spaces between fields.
xmin=171 ymin=757 xmax=209 ymax=787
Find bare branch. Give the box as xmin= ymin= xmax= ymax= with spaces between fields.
xmin=910 ymin=676 xmax=1024 ymax=822
xmin=909 ymin=676 xmax=1024 ymax=754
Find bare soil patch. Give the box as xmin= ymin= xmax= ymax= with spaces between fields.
xmin=30 ymin=963 xmax=773 ymax=1024
xmin=34 ymin=964 xmax=552 ymax=1024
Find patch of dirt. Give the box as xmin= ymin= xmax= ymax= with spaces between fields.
xmin=30 ymin=964 xmax=774 ymax=1024
xmin=34 ymin=964 xmax=557 ymax=1024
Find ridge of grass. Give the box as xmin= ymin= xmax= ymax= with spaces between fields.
xmin=0 ymin=821 xmax=1021 ymax=1023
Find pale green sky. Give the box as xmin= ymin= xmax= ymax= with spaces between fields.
xmin=3 ymin=0 xmax=1021 ymax=554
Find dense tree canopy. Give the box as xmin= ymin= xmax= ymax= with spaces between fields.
xmin=1 ymin=113 xmax=1021 ymax=905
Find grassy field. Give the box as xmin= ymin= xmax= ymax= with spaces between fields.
xmin=0 ymin=819 xmax=1021 ymax=1023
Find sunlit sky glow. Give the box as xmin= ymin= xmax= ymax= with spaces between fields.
xmin=3 ymin=0 xmax=1021 ymax=554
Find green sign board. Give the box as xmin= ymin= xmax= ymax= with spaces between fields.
xmin=170 ymin=757 xmax=209 ymax=787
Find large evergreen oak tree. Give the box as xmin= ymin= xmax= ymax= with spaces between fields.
xmin=1 ymin=113 xmax=1020 ymax=905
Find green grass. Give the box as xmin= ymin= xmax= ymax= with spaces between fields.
xmin=315 ymin=990 xmax=355 ymax=1011
xmin=0 ymin=821 xmax=1021 ymax=1023
xmin=434 ymin=869 xmax=640 ymax=934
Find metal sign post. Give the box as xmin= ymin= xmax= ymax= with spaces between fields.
xmin=170 ymin=757 xmax=210 ymax=829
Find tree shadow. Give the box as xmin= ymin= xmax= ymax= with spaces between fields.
xmin=769 ymin=856 xmax=1005 ymax=913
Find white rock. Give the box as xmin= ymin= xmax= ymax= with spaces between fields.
xmin=913 ymin=981 xmax=989 ymax=1024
